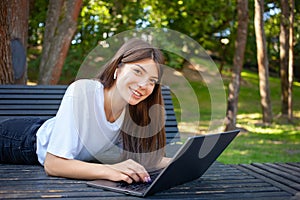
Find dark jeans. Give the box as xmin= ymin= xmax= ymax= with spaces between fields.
xmin=0 ymin=117 xmax=46 ymax=164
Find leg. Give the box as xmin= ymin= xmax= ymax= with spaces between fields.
xmin=0 ymin=118 xmax=46 ymax=164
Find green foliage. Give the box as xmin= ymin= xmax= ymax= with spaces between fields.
xmin=27 ymin=0 xmax=300 ymax=83
xmin=28 ymin=0 xmax=48 ymax=46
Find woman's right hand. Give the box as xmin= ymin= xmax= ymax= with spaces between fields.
xmin=104 ymin=159 xmax=151 ymax=184
xmin=44 ymin=153 xmax=150 ymax=184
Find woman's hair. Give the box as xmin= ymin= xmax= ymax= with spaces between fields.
xmin=96 ymin=38 xmax=166 ymax=169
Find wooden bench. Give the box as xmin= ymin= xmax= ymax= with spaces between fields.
xmin=1 ymin=84 xmax=300 ymax=199
xmin=0 ymin=84 xmax=180 ymax=144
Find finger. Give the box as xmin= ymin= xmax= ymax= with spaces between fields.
xmin=120 ymin=173 xmax=133 ymax=184
xmin=129 ymin=166 xmax=150 ymax=183
xmin=138 ymin=171 xmax=151 ymax=183
xmin=122 ymin=160 xmax=150 ymax=182
xmin=123 ymin=169 xmax=142 ymax=182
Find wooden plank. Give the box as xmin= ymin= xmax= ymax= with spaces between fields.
xmin=264 ymin=163 xmax=300 ymax=177
xmin=234 ymin=164 xmax=299 ymax=195
xmin=276 ymin=163 xmax=300 ymax=173
xmin=0 ymin=85 xmax=67 ymax=90
xmin=0 ymin=105 xmax=60 ymax=110
xmin=252 ymin=163 xmax=300 ymax=184
xmin=287 ymin=162 xmax=300 ymax=168
xmin=0 ymin=110 xmax=57 ymax=115
xmin=165 ymin=127 xmax=179 ymax=133
xmin=164 ymin=120 xmax=178 ymax=127
xmin=0 ymin=94 xmax=64 ymax=100
xmin=0 ymin=89 xmax=66 ymax=95
xmin=0 ymin=99 xmax=63 ymax=105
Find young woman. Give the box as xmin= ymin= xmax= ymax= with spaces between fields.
xmin=0 ymin=38 xmax=170 ymax=184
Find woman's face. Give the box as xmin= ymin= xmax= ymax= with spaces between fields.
xmin=116 ymin=58 xmax=159 ymax=105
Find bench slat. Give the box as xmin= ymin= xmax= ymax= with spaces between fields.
xmin=235 ymin=163 xmax=300 ymax=195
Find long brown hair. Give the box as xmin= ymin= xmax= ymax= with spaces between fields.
xmin=96 ymin=38 xmax=166 ymax=169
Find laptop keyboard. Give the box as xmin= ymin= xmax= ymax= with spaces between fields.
xmin=116 ymin=169 xmax=162 ymax=192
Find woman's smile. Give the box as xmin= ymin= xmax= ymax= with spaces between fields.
xmin=115 ymin=58 xmax=159 ymax=105
xmin=130 ymin=87 xmax=143 ymax=99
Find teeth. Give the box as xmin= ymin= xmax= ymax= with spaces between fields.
xmin=132 ymin=90 xmax=141 ymax=97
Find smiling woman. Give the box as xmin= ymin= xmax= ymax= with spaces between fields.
xmin=0 ymin=38 xmax=169 ymax=184
xmin=114 ymin=59 xmax=159 ymax=105
xmin=97 ymin=39 xmax=166 ymax=170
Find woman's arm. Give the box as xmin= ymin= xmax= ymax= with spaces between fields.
xmin=44 ymin=152 xmax=150 ymax=183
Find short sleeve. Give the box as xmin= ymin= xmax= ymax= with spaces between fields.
xmin=46 ymin=86 xmax=82 ymax=160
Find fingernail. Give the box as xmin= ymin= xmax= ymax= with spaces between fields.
xmin=144 ymin=176 xmax=151 ymax=183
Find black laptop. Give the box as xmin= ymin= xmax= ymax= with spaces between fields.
xmin=87 ymin=129 xmax=240 ymax=197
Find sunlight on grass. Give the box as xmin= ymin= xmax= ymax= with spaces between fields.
xmin=241 ymin=71 xmax=258 ymax=80
xmin=294 ymin=82 xmax=300 ymax=87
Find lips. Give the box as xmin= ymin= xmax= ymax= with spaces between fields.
xmin=130 ymin=87 xmax=143 ymax=99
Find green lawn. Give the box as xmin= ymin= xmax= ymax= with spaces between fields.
xmin=174 ymin=68 xmax=300 ymax=164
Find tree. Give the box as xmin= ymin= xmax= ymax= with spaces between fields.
xmin=288 ymin=0 xmax=295 ymax=120
xmin=38 ymin=0 xmax=82 ymax=85
xmin=254 ymin=0 xmax=273 ymax=124
xmin=280 ymin=0 xmax=290 ymax=117
xmin=225 ymin=0 xmax=249 ymax=131
xmin=0 ymin=0 xmax=29 ymax=84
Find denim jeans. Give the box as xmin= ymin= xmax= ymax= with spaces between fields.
xmin=0 ymin=117 xmax=46 ymax=164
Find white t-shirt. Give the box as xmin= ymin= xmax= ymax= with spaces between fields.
xmin=36 ymin=79 xmax=125 ymax=165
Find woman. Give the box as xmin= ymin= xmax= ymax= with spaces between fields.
xmin=0 ymin=38 xmax=169 ymax=184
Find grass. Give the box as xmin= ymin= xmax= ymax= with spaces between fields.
xmin=173 ymin=67 xmax=300 ymax=164
xmin=218 ymin=112 xmax=300 ymax=164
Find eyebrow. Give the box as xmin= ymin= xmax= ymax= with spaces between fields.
xmin=134 ymin=64 xmax=159 ymax=80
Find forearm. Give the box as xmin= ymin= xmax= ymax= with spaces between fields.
xmin=44 ymin=152 xmax=108 ymax=180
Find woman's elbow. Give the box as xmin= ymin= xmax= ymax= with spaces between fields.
xmin=44 ymin=161 xmax=55 ymax=176
xmin=43 ymin=153 xmax=62 ymax=177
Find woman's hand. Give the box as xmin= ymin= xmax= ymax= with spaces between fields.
xmin=105 ymin=159 xmax=151 ymax=184
xmin=44 ymin=153 xmax=150 ymax=184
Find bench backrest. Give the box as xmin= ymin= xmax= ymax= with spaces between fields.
xmin=0 ymin=84 xmax=180 ymax=143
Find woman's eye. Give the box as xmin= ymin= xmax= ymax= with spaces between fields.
xmin=133 ymin=68 xmax=142 ymax=75
xmin=150 ymin=79 xmax=157 ymax=85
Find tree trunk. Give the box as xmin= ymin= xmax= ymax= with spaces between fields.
xmin=225 ymin=0 xmax=249 ymax=131
xmin=280 ymin=0 xmax=290 ymax=116
xmin=288 ymin=0 xmax=294 ymax=120
xmin=0 ymin=0 xmax=29 ymax=84
xmin=254 ymin=0 xmax=272 ymax=124
xmin=38 ymin=0 xmax=82 ymax=85
xmin=0 ymin=0 xmax=13 ymax=84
